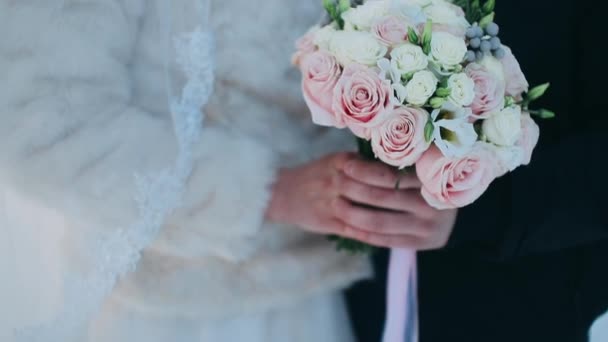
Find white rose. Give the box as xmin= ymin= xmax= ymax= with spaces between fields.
xmin=342 ymin=1 xmax=388 ymax=31
xmin=389 ymin=1 xmax=427 ymax=25
xmin=431 ymin=102 xmax=478 ymax=157
xmin=390 ymin=43 xmax=429 ymax=75
xmin=424 ymin=2 xmax=470 ymax=29
xmin=329 ymin=31 xmax=388 ymax=66
xmin=430 ymin=31 xmax=468 ymax=68
xmin=491 ymin=144 xmax=525 ymax=176
xmin=313 ymin=25 xmax=337 ymax=51
xmin=394 ymin=0 xmax=432 ymax=6
xmin=482 ymin=106 xmax=523 ymax=146
xmin=447 ymin=73 xmax=475 ymax=107
xmin=479 ymin=55 xmax=506 ymax=84
xmin=404 ymin=70 xmax=438 ymax=106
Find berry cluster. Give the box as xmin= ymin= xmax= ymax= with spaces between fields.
xmin=464 ymin=22 xmax=505 ymax=62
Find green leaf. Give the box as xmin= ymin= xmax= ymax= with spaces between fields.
xmin=323 ymin=0 xmax=335 ymax=15
xmin=323 ymin=0 xmax=345 ymax=28
xmin=408 ymin=27 xmax=419 ymax=45
xmin=479 ymin=12 xmax=495 ymax=28
xmin=435 ymin=87 xmax=451 ymax=97
xmin=424 ymin=118 xmax=435 ymax=142
xmin=482 ymin=0 xmax=496 ymax=15
xmin=338 ymin=0 xmax=351 ymax=13
xmin=402 ymin=71 xmax=415 ymax=81
xmin=538 ymin=109 xmax=556 ymax=119
xmin=430 ymin=97 xmax=446 ymax=109
xmin=328 ymin=236 xmax=375 ymax=254
xmin=526 ymin=83 xmax=551 ymax=102
xmin=422 ymin=20 xmax=433 ymax=54
xmin=504 ymin=96 xmax=515 ymax=107
xmin=471 ymin=0 xmax=481 ymax=22
xmin=357 ymin=137 xmax=375 ymax=160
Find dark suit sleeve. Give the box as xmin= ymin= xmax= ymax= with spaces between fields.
xmin=444 ymin=0 xmax=608 ymax=261
xmin=447 ymin=121 xmax=608 ymax=261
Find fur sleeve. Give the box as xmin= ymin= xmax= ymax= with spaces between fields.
xmin=0 ymin=1 xmax=278 ymax=261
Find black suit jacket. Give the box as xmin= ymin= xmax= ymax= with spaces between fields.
xmin=346 ymin=1 xmax=608 ymax=341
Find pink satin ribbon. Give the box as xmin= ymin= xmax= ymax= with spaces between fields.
xmin=382 ymin=248 xmax=418 ymax=342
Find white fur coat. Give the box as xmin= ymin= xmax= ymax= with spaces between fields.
xmin=0 ymin=0 xmax=370 ymax=332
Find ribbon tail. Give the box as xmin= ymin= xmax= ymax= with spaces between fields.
xmin=382 ymin=248 xmax=418 ymax=342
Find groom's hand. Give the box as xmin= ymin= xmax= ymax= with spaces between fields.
xmin=333 ymin=158 xmax=458 ymax=250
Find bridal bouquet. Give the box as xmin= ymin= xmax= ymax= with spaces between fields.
xmin=293 ymin=0 xmax=553 ymax=252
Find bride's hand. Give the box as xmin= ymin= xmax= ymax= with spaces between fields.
xmin=265 ymin=152 xmax=356 ymax=235
xmin=266 ymin=153 xmax=457 ymax=250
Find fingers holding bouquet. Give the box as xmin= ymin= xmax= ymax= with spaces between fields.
xmin=331 ymin=159 xmax=457 ymax=250
xmin=266 ymin=153 xmax=454 ymax=250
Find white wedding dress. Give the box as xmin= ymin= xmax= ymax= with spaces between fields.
xmin=0 ymin=0 xmax=370 ymax=341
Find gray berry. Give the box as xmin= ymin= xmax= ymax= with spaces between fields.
xmin=466 ymin=27 xmax=477 ymax=39
xmin=476 ymin=50 xmax=485 ymax=61
xmin=490 ymin=37 xmax=501 ymax=50
xmin=493 ymin=48 xmax=506 ymax=59
xmin=465 ymin=50 xmax=476 ymax=63
xmin=480 ymin=40 xmax=492 ymax=52
xmin=474 ymin=26 xmax=484 ymax=37
xmin=469 ymin=37 xmax=481 ymax=49
xmin=485 ymin=23 xmax=499 ymax=36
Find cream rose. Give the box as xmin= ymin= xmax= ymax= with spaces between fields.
xmin=404 ymin=70 xmax=438 ymax=106
xmin=371 ymin=106 xmax=431 ymax=169
xmin=489 ymin=113 xmax=540 ymax=176
xmin=424 ymin=1 xmax=470 ymax=30
xmin=479 ymin=55 xmax=506 ymax=84
xmin=416 ymin=143 xmax=499 ymax=210
xmin=501 ymin=46 xmax=529 ymax=97
xmin=329 ymin=31 xmax=388 ymax=66
xmin=447 ymin=73 xmax=475 ymax=107
xmin=372 ymin=15 xmax=410 ymax=46
xmin=430 ymin=31 xmax=468 ymax=68
xmin=313 ymin=25 xmax=337 ymax=51
xmin=292 ymin=27 xmax=319 ymax=66
xmin=404 ymin=0 xmax=433 ymax=6
xmin=465 ymin=63 xmax=506 ymax=119
xmin=342 ymin=1 xmax=388 ymax=31
xmin=482 ymin=106 xmax=523 ymax=146
xmin=389 ymin=0 xmax=427 ymax=25
xmin=332 ymin=64 xmax=392 ymax=139
xmin=300 ymin=51 xmax=342 ymax=127
xmin=491 ymin=144 xmax=525 ymax=176
xmin=517 ymin=113 xmax=540 ymax=165
xmin=390 ymin=43 xmax=429 ymax=75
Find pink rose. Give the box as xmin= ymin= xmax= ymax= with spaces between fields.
xmin=372 ymin=16 xmax=409 ymax=46
xmin=465 ymin=63 xmax=506 ymax=119
xmin=416 ymin=143 xmax=498 ymax=209
xmin=371 ymin=106 xmax=431 ymax=169
xmin=301 ymin=51 xmax=342 ymax=127
xmin=500 ymin=46 xmax=529 ymax=98
xmin=292 ymin=30 xmax=318 ymax=66
xmin=516 ymin=114 xmax=540 ymax=166
xmin=332 ymin=64 xmax=392 ymax=138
